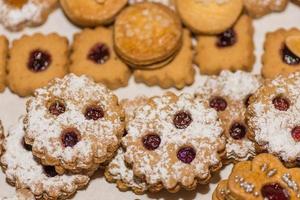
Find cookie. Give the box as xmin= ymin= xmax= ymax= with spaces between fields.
xmin=0 ymin=118 xmax=90 ymax=200
xmin=133 ymin=29 xmax=195 ymax=89
xmin=175 ymin=0 xmax=243 ymax=34
xmin=196 ymin=71 xmax=262 ymax=163
xmin=7 ymin=33 xmax=69 ymax=97
xmin=247 ymin=72 xmax=300 ymax=166
xmin=0 ymin=0 xmax=57 ymax=31
xmin=262 ymin=28 xmax=300 ymax=79
xmin=0 ymin=36 xmax=8 ymax=92
xmin=1 ymin=189 xmax=35 ymax=200
xmin=60 ymin=0 xmax=127 ymax=27
xmin=114 ymin=2 xmax=182 ymax=67
xmin=213 ymin=153 xmax=300 ymax=200
xmin=194 ymin=15 xmax=255 ymax=75
xmin=24 ymin=74 xmax=125 ymax=174
xmin=243 ymin=0 xmax=288 ymax=18
xmin=122 ymin=92 xmax=225 ymax=192
xmin=70 ymin=27 xmax=131 ymax=90
xmin=120 ymin=96 xmax=149 ymax=122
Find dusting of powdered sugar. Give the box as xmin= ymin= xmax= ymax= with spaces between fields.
xmin=226 ymin=138 xmax=256 ymax=161
xmin=128 ymin=0 xmax=174 ymax=9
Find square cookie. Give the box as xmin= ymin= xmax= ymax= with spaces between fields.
xmin=0 ymin=35 xmax=8 ymax=92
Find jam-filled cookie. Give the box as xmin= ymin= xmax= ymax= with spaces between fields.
xmin=1 ymin=189 xmax=35 ymax=200
xmin=133 ymin=29 xmax=195 ymax=89
xmin=114 ymin=2 xmax=182 ymax=68
xmin=0 ymin=36 xmax=8 ymax=93
xmin=60 ymin=0 xmax=127 ymax=27
xmin=0 ymin=0 xmax=57 ymax=31
xmin=195 ymin=15 xmax=255 ymax=75
xmin=213 ymin=153 xmax=300 ymax=200
xmin=175 ymin=0 xmax=243 ymax=34
xmin=24 ymin=74 xmax=124 ymax=174
xmin=196 ymin=71 xmax=262 ymax=163
xmin=70 ymin=27 xmax=131 ymax=90
xmin=7 ymin=33 xmax=69 ymax=97
xmin=247 ymin=72 xmax=300 ymax=166
xmin=0 ymin=118 xmax=90 ymax=200
xmin=122 ymin=92 xmax=225 ymax=192
xmin=243 ymin=0 xmax=288 ymax=18
xmin=262 ymin=28 xmax=300 ymax=79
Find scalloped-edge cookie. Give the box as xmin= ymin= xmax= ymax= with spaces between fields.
xmin=0 ymin=35 xmax=8 ymax=93
xmin=243 ymin=0 xmax=288 ymax=18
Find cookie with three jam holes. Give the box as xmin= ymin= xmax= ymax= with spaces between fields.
xmin=195 ymin=70 xmax=262 ymax=163
xmin=243 ymin=0 xmax=288 ymax=18
xmin=262 ymin=28 xmax=300 ymax=78
xmin=70 ymin=27 xmax=131 ymax=90
xmin=0 ymin=35 xmax=8 ymax=93
xmin=213 ymin=153 xmax=300 ymax=200
xmin=0 ymin=0 xmax=57 ymax=31
xmin=114 ymin=2 xmax=183 ymax=68
xmin=195 ymin=15 xmax=255 ymax=75
xmin=0 ymin=118 xmax=90 ymax=200
xmin=60 ymin=0 xmax=127 ymax=27
xmin=122 ymin=92 xmax=225 ymax=192
xmin=6 ymin=33 xmax=69 ymax=97
xmin=247 ymin=72 xmax=300 ymax=166
xmin=1 ymin=189 xmax=35 ymax=200
xmin=23 ymin=74 xmax=125 ymax=175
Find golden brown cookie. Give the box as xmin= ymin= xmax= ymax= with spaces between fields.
xmin=70 ymin=27 xmax=131 ymax=90
xmin=0 ymin=35 xmax=8 ymax=93
xmin=114 ymin=2 xmax=182 ymax=67
xmin=195 ymin=15 xmax=255 ymax=75
xmin=60 ymin=0 xmax=127 ymax=27
xmin=243 ymin=0 xmax=288 ymax=18
xmin=7 ymin=33 xmax=69 ymax=97
xmin=262 ymin=28 xmax=300 ymax=79
xmin=133 ymin=29 xmax=195 ymax=89
xmin=175 ymin=0 xmax=243 ymax=34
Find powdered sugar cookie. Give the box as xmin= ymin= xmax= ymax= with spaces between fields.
xmin=0 ymin=118 xmax=90 ymax=200
xmin=0 ymin=0 xmax=57 ymax=31
xmin=0 ymin=35 xmax=8 ymax=93
xmin=24 ymin=74 xmax=125 ymax=174
xmin=195 ymin=71 xmax=262 ymax=163
xmin=122 ymin=92 xmax=225 ymax=192
xmin=243 ymin=0 xmax=288 ymax=18
xmin=1 ymin=189 xmax=35 ymax=200
xmin=247 ymin=72 xmax=300 ymax=166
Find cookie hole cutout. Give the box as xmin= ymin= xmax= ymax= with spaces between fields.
xmin=229 ymin=122 xmax=247 ymax=140
xmin=216 ymin=28 xmax=237 ymax=48
xmin=48 ymin=99 xmax=66 ymax=116
xmin=22 ymin=137 xmax=32 ymax=151
xmin=272 ymin=95 xmax=290 ymax=111
xmin=43 ymin=166 xmax=58 ymax=177
xmin=209 ymin=96 xmax=227 ymax=112
xmin=84 ymin=105 xmax=104 ymax=120
xmin=261 ymin=183 xmax=290 ymax=200
xmin=291 ymin=126 xmax=300 ymax=142
xmin=27 ymin=49 xmax=52 ymax=72
xmin=88 ymin=43 xmax=110 ymax=64
xmin=142 ymin=133 xmax=161 ymax=151
xmin=61 ymin=128 xmax=81 ymax=148
xmin=173 ymin=111 xmax=193 ymax=129
xmin=177 ymin=146 xmax=196 ymax=164
xmin=4 ymin=0 xmax=28 ymax=8
xmin=281 ymin=44 xmax=300 ymax=65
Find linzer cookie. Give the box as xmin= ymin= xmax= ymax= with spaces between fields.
xmin=60 ymin=0 xmax=127 ymax=27
xmin=175 ymin=0 xmax=243 ymax=34
xmin=70 ymin=27 xmax=131 ymax=90
xmin=213 ymin=153 xmax=300 ymax=200
xmin=0 ymin=0 xmax=57 ymax=31
xmin=262 ymin=28 xmax=300 ymax=78
xmin=0 ymin=118 xmax=90 ymax=200
xmin=114 ymin=2 xmax=182 ymax=68
xmin=7 ymin=33 xmax=69 ymax=97
xmin=1 ymin=189 xmax=35 ymax=200
xmin=243 ymin=0 xmax=288 ymax=18
xmin=122 ymin=92 xmax=225 ymax=192
xmin=195 ymin=15 xmax=255 ymax=75
xmin=24 ymin=74 xmax=125 ymax=174
xmin=196 ymin=71 xmax=262 ymax=163
xmin=0 ymin=35 xmax=8 ymax=93
xmin=247 ymin=72 xmax=300 ymax=166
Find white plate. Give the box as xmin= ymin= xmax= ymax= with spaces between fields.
xmin=0 ymin=3 xmax=300 ymax=200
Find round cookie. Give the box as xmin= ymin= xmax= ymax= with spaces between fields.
xmin=195 ymin=71 xmax=262 ymax=163
xmin=7 ymin=33 xmax=69 ymax=97
xmin=0 ymin=118 xmax=90 ymax=200
xmin=175 ymin=0 xmax=243 ymax=34
xmin=60 ymin=0 xmax=127 ymax=27
xmin=0 ymin=35 xmax=8 ymax=93
xmin=114 ymin=2 xmax=182 ymax=67
xmin=0 ymin=0 xmax=57 ymax=31
xmin=24 ymin=74 xmax=125 ymax=174
xmin=243 ymin=0 xmax=288 ymax=18
xmin=122 ymin=92 xmax=225 ymax=192
xmin=1 ymin=189 xmax=35 ymax=200
xmin=70 ymin=27 xmax=131 ymax=90
xmin=247 ymin=72 xmax=300 ymax=166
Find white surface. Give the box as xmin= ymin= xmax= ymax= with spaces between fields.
xmin=0 ymin=3 xmax=300 ymax=200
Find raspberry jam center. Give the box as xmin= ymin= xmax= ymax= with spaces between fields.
xmin=28 ymin=49 xmax=51 ymax=72
xmin=282 ymin=45 xmax=300 ymax=65
xmin=88 ymin=43 xmax=110 ymax=64
xmin=48 ymin=100 xmax=65 ymax=116
xmin=173 ymin=111 xmax=193 ymax=129
xmin=177 ymin=147 xmax=196 ymax=164
xmin=272 ymin=96 xmax=290 ymax=111
xmin=61 ymin=128 xmax=80 ymax=148
xmin=43 ymin=166 xmax=58 ymax=177
xmin=261 ymin=183 xmax=290 ymax=200
xmin=84 ymin=105 xmax=104 ymax=120
xmin=142 ymin=134 xmax=161 ymax=150
xmin=216 ymin=28 xmax=237 ymax=48
xmin=291 ymin=126 xmax=300 ymax=142
xmin=209 ymin=97 xmax=227 ymax=111
xmin=230 ymin=122 xmax=247 ymax=140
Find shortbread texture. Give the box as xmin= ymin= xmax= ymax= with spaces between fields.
xmin=0 ymin=36 xmax=8 ymax=92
